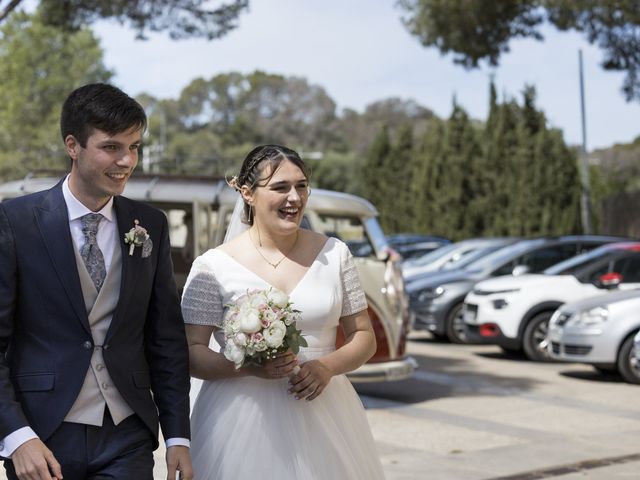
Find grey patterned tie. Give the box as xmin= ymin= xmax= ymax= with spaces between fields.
xmin=80 ymin=213 xmax=106 ymax=292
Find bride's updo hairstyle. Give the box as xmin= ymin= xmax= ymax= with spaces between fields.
xmin=228 ymin=144 xmax=311 ymax=225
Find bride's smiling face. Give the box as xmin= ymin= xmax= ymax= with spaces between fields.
xmin=248 ymin=159 xmax=310 ymax=234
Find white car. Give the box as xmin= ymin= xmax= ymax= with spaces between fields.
xmin=463 ymin=243 xmax=640 ymax=361
xmin=548 ymin=289 xmax=640 ymax=384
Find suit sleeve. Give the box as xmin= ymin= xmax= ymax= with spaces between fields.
xmin=144 ymin=213 xmax=191 ymax=440
xmin=0 ymin=204 xmax=31 ymax=441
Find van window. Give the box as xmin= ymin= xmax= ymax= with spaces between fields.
xmin=315 ymin=214 xmax=374 ymax=257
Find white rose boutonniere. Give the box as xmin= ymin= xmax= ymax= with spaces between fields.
xmin=124 ymin=219 xmax=153 ymax=257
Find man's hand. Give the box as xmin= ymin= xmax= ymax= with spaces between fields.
xmin=11 ymin=438 xmax=62 ymax=480
xmin=166 ymin=445 xmax=193 ymax=480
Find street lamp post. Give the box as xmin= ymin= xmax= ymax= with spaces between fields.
xmin=578 ymin=49 xmax=592 ymax=234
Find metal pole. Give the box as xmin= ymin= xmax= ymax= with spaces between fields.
xmin=578 ymin=49 xmax=592 ymax=233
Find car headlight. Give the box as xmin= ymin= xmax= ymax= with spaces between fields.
xmin=417 ymin=286 xmax=445 ymax=302
xmin=568 ymin=306 xmax=609 ymax=326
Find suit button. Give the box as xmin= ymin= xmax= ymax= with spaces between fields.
xmin=96 ymin=364 xmax=104 ymax=371
xmin=101 ymin=382 xmax=109 ymax=390
xmin=83 ymin=341 xmax=92 ymax=350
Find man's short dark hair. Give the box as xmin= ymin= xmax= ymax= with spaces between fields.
xmin=60 ymin=83 xmax=147 ymax=147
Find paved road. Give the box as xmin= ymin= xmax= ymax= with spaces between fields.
xmin=356 ymin=332 xmax=640 ymax=479
xmin=3 ymin=332 xmax=639 ymax=479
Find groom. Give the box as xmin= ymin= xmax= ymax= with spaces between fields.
xmin=0 ymin=84 xmax=193 ymax=479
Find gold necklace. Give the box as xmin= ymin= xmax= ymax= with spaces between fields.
xmin=250 ymin=229 xmax=299 ymax=269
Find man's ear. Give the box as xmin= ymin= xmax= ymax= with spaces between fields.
xmin=64 ymin=135 xmax=80 ymax=160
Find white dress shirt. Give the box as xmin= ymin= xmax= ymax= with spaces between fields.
xmin=0 ymin=177 xmax=188 ymax=458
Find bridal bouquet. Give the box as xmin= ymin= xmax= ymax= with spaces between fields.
xmin=222 ymin=288 xmax=307 ymax=369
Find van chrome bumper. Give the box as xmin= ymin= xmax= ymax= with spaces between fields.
xmin=347 ymin=356 xmax=417 ymax=383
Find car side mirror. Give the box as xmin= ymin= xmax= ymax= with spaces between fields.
xmin=512 ymin=265 xmax=530 ymax=276
xmin=597 ymin=272 xmax=623 ymax=289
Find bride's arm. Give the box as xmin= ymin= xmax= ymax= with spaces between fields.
xmin=185 ymin=325 xmax=247 ymax=380
xmin=289 ymin=310 xmax=376 ymax=401
xmin=186 ymin=325 xmax=298 ymax=381
xmin=322 ymin=311 xmax=376 ymax=375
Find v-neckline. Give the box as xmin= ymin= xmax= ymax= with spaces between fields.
xmin=217 ymin=237 xmax=333 ymax=297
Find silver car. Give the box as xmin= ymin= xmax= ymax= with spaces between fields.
xmin=548 ymin=289 xmax=640 ymax=384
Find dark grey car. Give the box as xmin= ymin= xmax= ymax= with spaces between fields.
xmin=407 ymin=236 xmax=632 ymax=343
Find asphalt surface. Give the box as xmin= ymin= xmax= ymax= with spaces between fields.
xmin=3 ymin=331 xmax=638 ymax=479
xmin=356 ymin=332 xmax=640 ymax=480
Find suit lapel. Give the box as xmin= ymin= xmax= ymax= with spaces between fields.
xmin=35 ymin=181 xmax=91 ymax=335
xmin=109 ymin=197 xmax=140 ymax=335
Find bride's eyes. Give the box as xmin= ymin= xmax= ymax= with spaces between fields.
xmin=270 ymin=183 xmax=308 ymax=193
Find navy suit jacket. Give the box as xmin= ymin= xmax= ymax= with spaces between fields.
xmin=0 ymin=180 xmax=190 ymax=449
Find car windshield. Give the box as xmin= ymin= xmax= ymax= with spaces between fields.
xmin=444 ymin=245 xmax=507 ymax=271
xmin=544 ymin=245 xmax=612 ymax=275
xmin=464 ymin=240 xmax=543 ymax=273
xmin=409 ymin=243 xmax=459 ymax=267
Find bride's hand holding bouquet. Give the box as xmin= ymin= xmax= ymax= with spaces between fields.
xmin=222 ymin=287 xmax=306 ymax=379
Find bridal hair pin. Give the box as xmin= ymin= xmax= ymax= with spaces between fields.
xmin=227 ymin=175 xmax=241 ymax=191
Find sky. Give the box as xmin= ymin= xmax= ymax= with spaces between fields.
xmin=90 ymin=0 xmax=640 ymax=151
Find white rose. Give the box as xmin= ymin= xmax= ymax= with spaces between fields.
xmin=264 ymin=320 xmax=287 ymax=349
xmin=239 ymin=308 xmax=261 ymax=334
xmin=234 ymin=332 xmax=248 ymax=346
xmin=267 ymin=289 xmax=289 ymax=309
xmin=224 ymin=342 xmax=246 ymax=367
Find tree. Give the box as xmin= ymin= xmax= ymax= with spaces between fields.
xmin=0 ymin=11 xmax=112 ymax=180
xmin=337 ymin=98 xmax=435 ymax=155
xmin=0 ymin=0 xmax=249 ymax=40
xmin=143 ymin=71 xmax=340 ymax=174
xmin=362 ymin=126 xmax=392 ymax=228
xmin=397 ymin=0 xmax=640 ymax=101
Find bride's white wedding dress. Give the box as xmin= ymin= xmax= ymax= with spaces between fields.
xmin=182 ymin=237 xmax=385 ymax=479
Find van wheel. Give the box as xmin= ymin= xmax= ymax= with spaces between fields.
xmin=445 ymin=303 xmax=468 ymax=344
xmin=522 ymin=312 xmax=553 ymax=362
xmin=617 ymin=333 xmax=640 ymax=385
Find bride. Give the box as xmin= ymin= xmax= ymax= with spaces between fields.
xmin=181 ymin=144 xmax=385 ymax=479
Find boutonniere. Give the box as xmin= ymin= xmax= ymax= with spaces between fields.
xmin=124 ymin=219 xmax=153 ymax=258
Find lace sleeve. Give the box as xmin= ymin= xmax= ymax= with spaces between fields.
xmin=181 ymin=254 xmax=224 ymax=327
xmin=340 ymin=242 xmax=368 ymax=317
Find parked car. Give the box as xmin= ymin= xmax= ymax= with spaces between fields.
xmin=633 ymin=330 xmax=640 ymax=378
xmin=407 ymin=236 xmax=629 ymax=343
xmin=402 ymin=237 xmax=519 ymax=280
xmin=386 ymin=234 xmax=451 ymax=261
xmin=0 ymin=173 xmax=416 ymax=382
xmin=548 ymin=289 xmax=640 ymax=384
xmin=464 ymin=242 xmax=640 ymax=361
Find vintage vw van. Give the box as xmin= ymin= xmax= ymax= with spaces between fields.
xmin=0 ymin=173 xmax=415 ymax=382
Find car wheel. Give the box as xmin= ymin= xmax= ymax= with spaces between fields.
xmin=617 ymin=333 xmax=640 ymax=385
xmin=445 ymin=303 xmax=468 ymax=344
xmin=522 ymin=312 xmax=553 ymax=362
